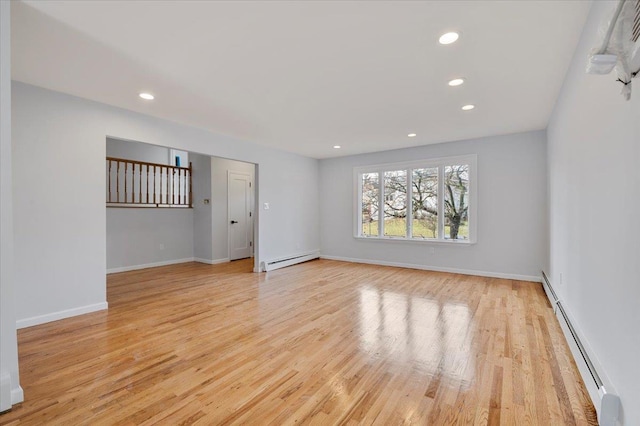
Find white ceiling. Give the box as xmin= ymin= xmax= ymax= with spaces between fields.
xmin=11 ymin=1 xmax=591 ymax=159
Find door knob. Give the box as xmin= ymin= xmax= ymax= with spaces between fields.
xmin=230 ymin=220 xmax=238 ymax=224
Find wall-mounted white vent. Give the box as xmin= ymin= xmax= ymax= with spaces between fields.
xmin=631 ymin=0 xmax=640 ymax=71
xmin=633 ymin=0 xmax=640 ymax=42
xmin=541 ymin=272 xmax=621 ymax=426
xmin=587 ymin=0 xmax=640 ymax=99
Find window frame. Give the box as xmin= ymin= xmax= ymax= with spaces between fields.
xmin=353 ymin=154 xmax=477 ymax=244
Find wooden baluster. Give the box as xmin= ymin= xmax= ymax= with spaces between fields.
xmin=153 ymin=165 xmax=157 ymax=205
xmin=116 ymin=161 xmax=120 ymax=202
xmin=189 ymin=162 xmax=193 ymax=208
xmin=108 ymin=160 xmax=112 ymax=203
xmin=146 ymin=165 xmax=149 ymax=204
xmin=125 ymin=162 xmax=129 ymax=203
xmin=138 ymin=163 xmax=142 ymax=204
xmin=105 ymin=157 xmax=196 ymax=207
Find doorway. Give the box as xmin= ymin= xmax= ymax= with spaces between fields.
xmin=105 ymin=137 xmax=259 ymax=275
xmin=228 ymin=171 xmax=253 ymax=260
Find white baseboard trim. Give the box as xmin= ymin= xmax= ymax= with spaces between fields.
xmin=541 ymin=272 xmax=617 ymax=422
xmin=16 ymin=302 xmax=109 ymax=329
xmin=320 ymin=255 xmax=541 ymax=282
xmin=261 ymin=250 xmax=320 ymax=272
xmin=107 ymin=258 xmax=196 ymax=274
xmin=11 ymin=386 xmax=24 ymax=405
xmin=194 ymin=257 xmax=230 ymax=265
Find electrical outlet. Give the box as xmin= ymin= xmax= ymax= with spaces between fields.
xmin=263 ymin=202 xmax=270 ymax=210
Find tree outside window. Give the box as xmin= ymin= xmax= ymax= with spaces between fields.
xmin=356 ymin=156 xmax=475 ymax=243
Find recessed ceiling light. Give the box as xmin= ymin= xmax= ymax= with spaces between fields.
xmin=139 ymin=93 xmax=155 ymax=100
xmin=333 ymin=145 xmax=341 ymax=149
xmin=438 ymin=32 xmax=459 ymax=45
xmin=461 ymin=104 xmax=475 ymax=111
xmin=448 ymin=78 xmax=465 ymax=87
xmin=407 ymin=133 xmax=417 ymax=138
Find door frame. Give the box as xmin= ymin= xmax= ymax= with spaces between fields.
xmin=227 ymin=170 xmax=254 ymax=261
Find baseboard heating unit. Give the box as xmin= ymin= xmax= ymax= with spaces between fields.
xmin=541 ymin=271 xmax=621 ymax=426
xmin=260 ymin=251 xmax=319 ymax=272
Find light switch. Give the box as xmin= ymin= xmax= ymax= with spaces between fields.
xmin=263 ymin=202 xmax=270 ymax=210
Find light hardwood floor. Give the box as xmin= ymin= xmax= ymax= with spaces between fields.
xmin=1 ymin=259 xmax=596 ymax=425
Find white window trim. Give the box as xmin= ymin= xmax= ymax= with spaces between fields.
xmin=353 ymin=154 xmax=477 ymax=244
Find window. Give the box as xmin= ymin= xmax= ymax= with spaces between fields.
xmin=354 ymin=155 xmax=476 ymax=243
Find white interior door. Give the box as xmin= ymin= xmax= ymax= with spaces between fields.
xmin=228 ymin=171 xmax=252 ymax=260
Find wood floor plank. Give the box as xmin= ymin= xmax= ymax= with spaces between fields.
xmin=0 ymin=259 xmax=596 ymax=425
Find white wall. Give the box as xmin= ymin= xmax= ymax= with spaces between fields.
xmin=192 ymin=153 xmax=213 ymax=261
xmin=0 ymin=0 xmax=23 ymax=408
xmin=547 ymin=2 xmax=640 ymax=424
xmin=12 ymin=81 xmax=320 ymax=326
xmin=210 ymin=157 xmax=255 ymax=261
xmin=107 ymin=209 xmax=194 ymax=271
xmin=319 ymin=130 xmax=547 ymax=280
xmin=105 ymin=138 xmax=195 ymax=271
xmin=106 ymin=137 xmax=169 ymax=164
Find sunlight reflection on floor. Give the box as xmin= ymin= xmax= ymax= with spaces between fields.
xmin=359 ymin=286 xmax=475 ymax=389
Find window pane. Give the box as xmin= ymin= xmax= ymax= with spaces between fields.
xmin=383 ymin=170 xmax=407 ymax=237
xmin=411 ymin=168 xmax=438 ymax=239
xmin=361 ymin=173 xmax=379 ymax=236
xmin=444 ymin=164 xmax=469 ymax=240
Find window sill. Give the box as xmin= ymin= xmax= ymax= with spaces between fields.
xmin=354 ymin=236 xmax=476 ymax=245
